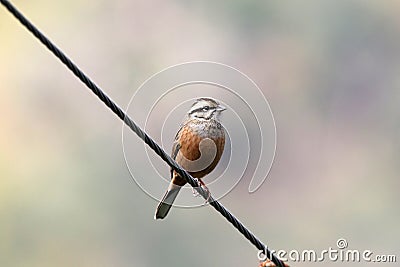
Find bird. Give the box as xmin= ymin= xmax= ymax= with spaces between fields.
xmin=155 ymin=97 xmax=226 ymax=219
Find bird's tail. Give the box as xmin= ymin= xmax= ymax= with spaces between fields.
xmin=155 ymin=185 xmax=181 ymax=220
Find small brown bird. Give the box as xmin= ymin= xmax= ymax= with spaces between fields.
xmin=155 ymin=98 xmax=226 ymax=219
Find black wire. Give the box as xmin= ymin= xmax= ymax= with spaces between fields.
xmin=0 ymin=1 xmax=285 ymax=266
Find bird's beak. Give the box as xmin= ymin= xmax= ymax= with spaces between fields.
xmin=217 ymin=105 xmax=227 ymax=112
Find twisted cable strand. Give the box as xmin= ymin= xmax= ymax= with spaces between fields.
xmin=0 ymin=1 xmax=285 ymax=266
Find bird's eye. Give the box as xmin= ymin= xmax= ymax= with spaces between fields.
xmin=202 ymin=106 xmax=210 ymax=111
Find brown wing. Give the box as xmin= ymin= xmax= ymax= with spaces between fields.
xmin=170 ymin=126 xmax=182 ymax=178
xmin=176 ymin=125 xmax=201 ymax=162
xmin=170 ymin=124 xmax=200 ymax=186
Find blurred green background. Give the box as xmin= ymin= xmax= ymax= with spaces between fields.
xmin=1 ymin=0 xmax=399 ymax=266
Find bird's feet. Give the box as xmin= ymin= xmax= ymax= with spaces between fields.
xmin=192 ymin=179 xmax=211 ymax=204
xmin=192 ymin=178 xmax=201 ymax=197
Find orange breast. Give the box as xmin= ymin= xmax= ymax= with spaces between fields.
xmin=175 ymin=122 xmax=225 ymax=178
xmin=178 ymin=126 xmax=202 ymax=161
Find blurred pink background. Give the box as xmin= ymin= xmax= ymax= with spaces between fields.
xmin=1 ymin=1 xmax=399 ymax=266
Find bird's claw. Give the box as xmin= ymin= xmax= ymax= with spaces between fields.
xmin=192 ymin=179 xmax=211 ymax=204
xmin=192 ymin=179 xmax=201 ymax=197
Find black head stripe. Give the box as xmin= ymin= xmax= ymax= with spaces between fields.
xmin=189 ymin=106 xmax=216 ymax=116
xmin=193 ymin=98 xmax=219 ymax=106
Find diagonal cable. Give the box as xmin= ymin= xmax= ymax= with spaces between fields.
xmin=0 ymin=1 xmax=285 ymax=266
